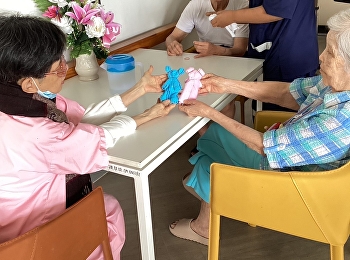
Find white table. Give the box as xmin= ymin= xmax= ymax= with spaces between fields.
xmin=60 ymin=48 xmax=263 ymax=260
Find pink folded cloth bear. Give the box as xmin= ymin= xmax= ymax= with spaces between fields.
xmin=179 ymin=67 xmax=205 ymax=104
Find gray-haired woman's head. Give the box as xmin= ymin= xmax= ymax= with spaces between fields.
xmin=0 ymin=13 xmax=66 ymax=83
xmin=327 ymin=8 xmax=350 ymax=70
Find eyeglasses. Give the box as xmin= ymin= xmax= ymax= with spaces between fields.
xmin=44 ymin=55 xmax=67 ymax=77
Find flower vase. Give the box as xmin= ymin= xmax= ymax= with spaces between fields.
xmin=75 ymin=51 xmax=99 ymax=81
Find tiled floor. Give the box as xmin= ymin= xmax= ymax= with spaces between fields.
xmin=94 ymin=34 xmax=350 ymax=260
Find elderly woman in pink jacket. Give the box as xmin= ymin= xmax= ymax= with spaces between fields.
xmin=0 ymin=14 xmax=175 ymax=260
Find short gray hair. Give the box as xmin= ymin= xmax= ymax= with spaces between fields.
xmin=327 ymin=8 xmax=350 ymax=69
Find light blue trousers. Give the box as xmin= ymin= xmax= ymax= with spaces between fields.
xmin=187 ymin=122 xmax=263 ymax=203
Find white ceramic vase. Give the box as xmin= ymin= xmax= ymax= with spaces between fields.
xmin=75 ymin=51 xmax=99 ymax=81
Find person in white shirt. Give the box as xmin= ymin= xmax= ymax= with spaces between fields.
xmin=166 ymin=0 xmax=249 ymax=58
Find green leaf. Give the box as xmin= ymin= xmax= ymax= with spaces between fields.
xmin=32 ymin=0 xmax=52 ymax=13
xmin=93 ymin=47 xmax=108 ymax=60
xmin=70 ymin=41 xmax=93 ymax=59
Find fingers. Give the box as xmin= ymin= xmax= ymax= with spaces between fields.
xmin=167 ymin=41 xmax=183 ymax=56
xmin=210 ymin=17 xmax=217 ymax=27
xmin=156 ymin=100 xmax=175 ymax=115
xmin=193 ymin=41 xmax=212 ymax=58
xmin=147 ymin=65 xmax=154 ymax=74
xmin=194 ymin=53 xmax=205 ymax=59
xmin=206 ymin=11 xmax=215 ymax=17
xmin=161 ymin=99 xmax=171 ymax=106
xmin=144 ymin=65 xmax=154 ymax=76
xmin=201 ymin=73 xmax=215 ymax=79
xmin=167 ymin=50 xmax=177 ymax=56
xmin=193 ymin=41 xmax=202 ymax=47
xmin=166 ymin=103 xmax=176 ymax=112
xmin=181 ymin=99 xmax=197 ymax=106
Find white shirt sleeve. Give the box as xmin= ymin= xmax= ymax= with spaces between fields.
xmin=176 ymin=0 xmax=198 ymax=33
xmin=81 ymin=95 xmax=127 ymax=125
xmin=100 ymin=115 xmax=137 ymax=148
xmin=232 ymin=0 xmax=249 ymax=38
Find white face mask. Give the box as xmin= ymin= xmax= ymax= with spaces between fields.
xmin=31 ymin=77 xmax=57 ymax=99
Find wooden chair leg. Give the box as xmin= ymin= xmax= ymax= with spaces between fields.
xmin=233 ymin=95 xmax=249 ymax=125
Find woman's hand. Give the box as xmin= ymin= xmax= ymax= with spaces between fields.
xmin=133 ymin=100 xmax=176 ymax=127
xmin=140 ymin=65 xmax=167 ymax=93
xmin=198 ymin=73 xmax=226 ymax=95
xmin=207 ymin=10 xmax=235 ymax=28
xmin=193 ymin=41 xmax=215 ymax=58
xmin=167 ymin=40 xmax=184 ymax=56
xmin=178 ymin=99 xmax=214 ymax=118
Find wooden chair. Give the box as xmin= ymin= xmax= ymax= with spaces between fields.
xmin=233 ymin=95 xmax=249 ymax=124
xmin=0 ymin=186 xmax=113 ymax=260
xmin=208 ymin=111 xmax=350 ymax=260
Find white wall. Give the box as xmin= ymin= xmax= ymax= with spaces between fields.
xmin=0 ymin=0 xmax=40 ymax=16
xmin=101 ymin=0 xmax=189 ymax=43
xmin=0 ymin=0 xmax=190 ymax=45
xmin=319 ymin=0 xmax=350 ymax=25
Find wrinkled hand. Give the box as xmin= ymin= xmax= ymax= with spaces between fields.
xmin=144 ymin=100 xmax=176 ymax=119
xmin=167 ymin=40 xmax=184 ymax=56
xmin=133 ymin=100 xmax=176 ymax=127
xmin=193 ymin=41 xmax=215 ymax=58
xmin=140 ymin=65 xmax=167 ymax=93
xmin=178 ymin=99 xmax=213 ymax=118
xmin=206 ymin=10 xmax=235 ymax=28
xmin=198 ymin=73 xmax=225 ymax=95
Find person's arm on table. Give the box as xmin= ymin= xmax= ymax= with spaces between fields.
xmin=81 ymin=66 xmax=166 ymax=125
xmin=166 ymin=27 xmax=189 ymax=56
xmin=100 ymin=100 xmax=175 ymax=148
xmin=199 ymin=73 xmax=299 ymax=111
xmin=82 ymin=65 xmax=174 ymax=148
xmin=179 ymin=99 xmax=264 ymax=154
xmin=193 ymin=37 xmax=248 ymax=58
xmin=119 ymin=65 xmax=166 ymax=106
xmin=132 ymin=100 xmax=175 ymax=126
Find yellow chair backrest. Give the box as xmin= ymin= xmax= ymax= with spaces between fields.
xmin=0 ymin=186 xmax=113 ymax=260
xmin=208 ymin=111 xmax=350 ymax=260
xmin=254 ymin=110 xmax=296 ymax=132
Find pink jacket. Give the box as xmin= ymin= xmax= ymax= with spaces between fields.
xmin=0 ymin=95 xmax=109 ymax=242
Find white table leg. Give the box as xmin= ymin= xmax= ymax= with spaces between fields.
xmin=134 ymin=174 xmax=155 ymax=260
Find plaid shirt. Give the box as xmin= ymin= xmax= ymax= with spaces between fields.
xmin=261 ymin=75 xmax=350 ymax=171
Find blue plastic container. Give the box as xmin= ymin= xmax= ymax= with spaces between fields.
xmin=104 ymin=54 xmax=143 ymax=94
xmin=105 ymin=54 xmax=135 ymax=72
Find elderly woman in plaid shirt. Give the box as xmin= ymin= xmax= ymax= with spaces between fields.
xmin=169 ymin=8 xmax=350 ymax=245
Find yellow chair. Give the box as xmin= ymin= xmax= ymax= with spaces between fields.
xmin=208 ymin=111 xmax=350 ymax=260
xmin=253 ymin=110 xmax=296 ymax=132
xmin=0 ymin=186 xmax=113 ymax=260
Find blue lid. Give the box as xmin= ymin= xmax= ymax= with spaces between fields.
xmin=105 ymin=54 xmax=135 ymax=72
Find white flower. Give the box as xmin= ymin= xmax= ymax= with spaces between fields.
xmin=51 ymin=16 xmax=73 ymax=34
xmin=85 ymin=16 xmax=106 ymax=38
xmin=48 ymin=0 xmax=68 ymax=8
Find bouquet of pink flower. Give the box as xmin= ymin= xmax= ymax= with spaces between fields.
xmin=34 ymin=0 xmax=121 ymax=59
